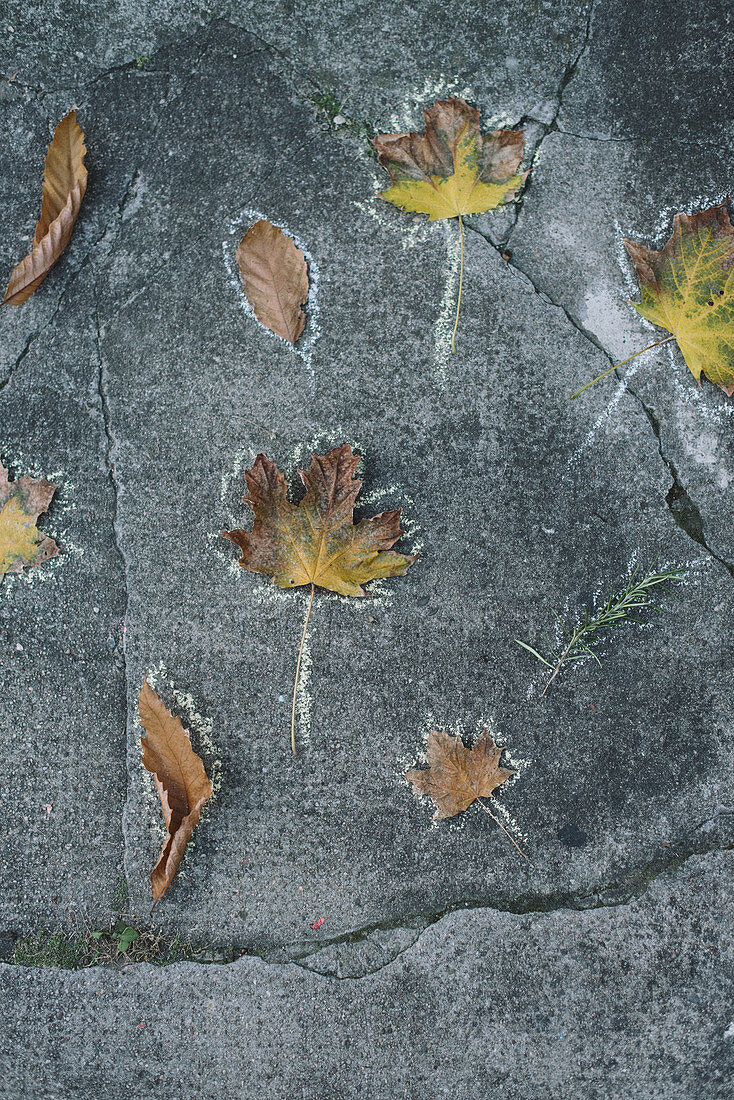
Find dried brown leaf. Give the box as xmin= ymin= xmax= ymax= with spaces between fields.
xmin=3 ymin=110 xmax=88 ymax=305
xmin=138 ymin=679 xmax=213 ymax=903
xmin=0 ymin=464 xmax=59 ymax=575
xmin=236 ymin=219 xmax=308 ymax=344
xmin=405 ymin=728 xmax=515 ymax=821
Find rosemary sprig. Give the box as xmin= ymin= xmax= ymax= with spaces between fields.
xmin=515 ymin=564 xmax=686 ymax=696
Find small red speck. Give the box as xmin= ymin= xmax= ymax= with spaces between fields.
xmin=137 ymin=1022 xmax=145 ymax=1029
xmin=311 ymin=917 xmax=325 ymax=930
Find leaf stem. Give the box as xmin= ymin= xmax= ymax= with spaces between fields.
xmin=451 ymin=213 xmax=464 ymax=354
xmin=569 ymin=336 xmax=676 ymax=399
xmin=476 ymin=798 xmax=528 ymax=859
xmin=291 ymin=583 xmax=315 ymax=757
xmin=540 ymin=636 xmax=577 ymax=697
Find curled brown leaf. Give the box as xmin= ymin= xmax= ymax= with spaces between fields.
xmin=3 ymin=109 xmax=88 ymax=305
xmin=138 ymin=679 xmax=212 ymax=904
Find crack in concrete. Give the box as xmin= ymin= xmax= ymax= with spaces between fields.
xmin=624 ymin=387 xmax=734 ymax=577
xmin=7 ymin=810 xmax=731 ymax=978
xmin=282 ymin=812 xmax=734 ymax=980
xmin=492 ymin=0 xmax=596 ymax=248
xmin=555 ymin=130 xmax=732 ymax=158
xmin=87 ymin=173 xmax=144 ymax=906
xmin=0 ymin=259 xmax=95 ymax=395
xmin=12 ymin=17 xmax=300 ymax=109
xmin=0 ymin=324 xmax=41 ymax=395
xmin=463 ymin=219 xmax=734 ymax=579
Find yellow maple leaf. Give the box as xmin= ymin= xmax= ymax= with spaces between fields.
xmin=374 ymin=97 xmax=525 ymax=350
xmin=625 ymin=205 xmax=734 ymax=395
xmin=221 ymin=444 xmax=416 ymax=754
xmin=0 ymin=464 xmax=59 ymax=576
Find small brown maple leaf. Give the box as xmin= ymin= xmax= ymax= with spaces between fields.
xmin=222 ymin=444 xmax=416 ymax=754
xmin=405 ymin=729 xmax=525 ymax=855
xmin=0 ymin=463 xmax=59 ymax=576
xmin=138 ymin=679 xmax=213 ymax=904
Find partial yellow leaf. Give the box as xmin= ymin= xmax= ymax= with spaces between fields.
xmin=374 ymin=97 xmax=525 ymax=349
xmin=0 ymin=464 xmax=59 ymax=575
xmin=625 ymin=205 xmax=734 ymax=395
xmin=3 ymin=110 xmax=87 ymax=305
xmin=138 ymin=679 xmax=213 ymax=904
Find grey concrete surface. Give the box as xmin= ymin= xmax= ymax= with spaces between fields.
xmin=0 ymin=1 xmax=732 ymax=1096
xmin=1 ymin=852 xmax=732 ymax=1099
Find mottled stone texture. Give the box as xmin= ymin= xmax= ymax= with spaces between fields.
xmin=0 ymin=2 xmax=732 ymax=1097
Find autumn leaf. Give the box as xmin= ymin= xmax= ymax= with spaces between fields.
xmin=375 ymin=97 xmax=525 ymax=350
xmin=138 ymin=678 xmax=213 ymax=904
xmin=572 ymin=204 xmax=734 ymax=399
xmin=3 ymin=109 xmax=88 ymax=306
xmin=625 ymin=205 xmax=734 ymax=395
xmin=222 ymin=444 xmax=416 ymax=754
xmin=222 ymin=444 xmax=415 ymax=596
xmin=236 ymin=219 xmax=308 ymax=344
xmin=405 ymin=729 xmax=524 ymax=855
xmin=0 ymin=463 xmax=59 ymax=576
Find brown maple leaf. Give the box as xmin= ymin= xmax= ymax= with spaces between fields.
xmin=222 ymin=444 xmax=416 ymax=754
xmin=138 ymin=679 xmax=213 ymax=904
xmin=222 ymin=444 xmax=415 ymax=597
xmin=405 ymin=729 xmax=525 ymax=855
xmin=4 ymin=109 xmax=87 ymax=305
xmin=236 ymin=219 xmax=308 ymax=344
xmin=0 ymin=463 xmax=59 ymax=576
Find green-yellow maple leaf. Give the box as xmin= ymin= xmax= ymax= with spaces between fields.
xmin=626 ymin=205 xmax=734 ymax=395
xmin=572 ymin=205 xmax=734 ymax=400
xmin=374 ymin=97 xmax=525 ymax=351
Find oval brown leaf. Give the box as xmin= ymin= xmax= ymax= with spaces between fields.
xmin=236 ymin=219 xmax=308 ymax=344
xmin=3 ymin=109 xmax=88 ymax=305
xmin=138 ymin=678 xmax=212 ymax=904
